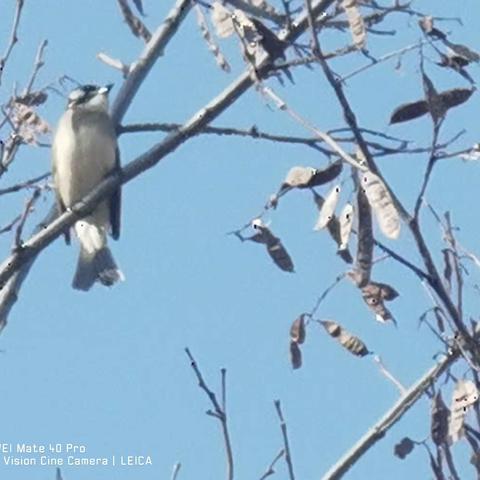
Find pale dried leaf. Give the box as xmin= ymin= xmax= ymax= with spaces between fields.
xmin=449 ymin=379 xmax=479 ymax=443
xmin=290 ymin=314 xmax=306 ymax=344
xmin=314 ymin=184 xmax=341 ymax=230
xmin=312 ymin=192 xmax=353 ymax=264
xmin=431 ymin=391 xmax=449 ymax=446
xmin=418 ymin=16 xmax=446 ymax=40
xmin=196 ymin=6 xmax=231 ymax=73
xmin=341 ymin=0 xmax=366 ymax=50
xmin=283 ymin=166 xmax=317 ymax=189
xmin=362 ymin=171 xmax=400 ymax=239
xmin=339 ymin=203 xmax=354 ymax=250
xmin=211 ymin=2 xmax=235 ymax=38
xmin=290 ymin=341 xmax=302 ymax=369
xmin=320 ymin=320 xmax=369 ymax=357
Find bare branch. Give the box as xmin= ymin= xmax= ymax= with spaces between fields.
xmin=258 ymin=449 xmax=285 ymax=480
xmin=274 ymin=400 xmax=296 ymax=480
xmin=321 ymin=349 xmax=460 ymax=480
xmin=0 ymin=0 xmax=25 ymax=85
xmin=185 ymin=348 xmax=234 ymax=480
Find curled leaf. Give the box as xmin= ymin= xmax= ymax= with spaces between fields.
xmin=314 ymin=184 xmax=341 ymax=230
xmin=312 ymin=192 xmax=353 ymax=264
xmin=362 ymin=171 xmax=400 ymax=240
xmin=431 ymin=391 xmax=449 ymax=446
xmin=320 ymin=320 xmax=369 ymax=357
xmin=290 ymin=341 xmax=302 ymax=369
xmin=394 ymin=437 xmax=415 ymax=459
xmin=361 ymin=286 xmax=395 ymax=324
xmin=290 ymin=314 xmax=306 ymax=344
xmin=339 ymin=203 xmax=354 ymax=250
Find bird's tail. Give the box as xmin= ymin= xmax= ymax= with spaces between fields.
xmin=72 ymin=246 xmax=124 ymax=291
xmin=72 ymin=219 xmax=124 ymax=291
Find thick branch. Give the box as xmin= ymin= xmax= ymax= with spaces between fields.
xmin=321 ymin=349 xmax=460 ymax=480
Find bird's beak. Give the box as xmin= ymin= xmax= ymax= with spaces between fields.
xmin=99 ymin=84 xmax=114 ymax=95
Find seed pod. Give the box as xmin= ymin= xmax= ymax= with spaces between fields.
xmin=290 ymin=314 xmax=306 ymax=344
xmin=314 ymin=184 xmax=341 ymax=230
xmin=320 ymin=320 xmax=369 ymax=357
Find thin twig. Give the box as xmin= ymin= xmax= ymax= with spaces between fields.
xmin=0 ymin=172 xmax=50 ymax=196
xmin=185 ymin=348 xmax=234 ymax=480
xmin=274 ymin=400 xmax=296 ymax=480
xmin=0 ymin=0 xmax=25 ymax=85
xmin=373 ymin=355 xmax=407 ymax=395
xmin=258 ymin=449 xmax=285 ymax=480
xmin=14 ymin=188 xmax=41 ymax=248
xmin=171 ymin=462 xmax=181 ymax=480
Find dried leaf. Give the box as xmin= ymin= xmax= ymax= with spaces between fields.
xmin=312 ymin=192 xmax=353 ymax=264
xmin=196 ymin=6 xmax=231 ymax=73
xmin=431 ymin=391 xmax=449 ymax=446
xmin=341 ymin=0 xmax=366 ymax=50
xmin=446 ymin=42 xmax=480 ymax=63
xmin=280 ymin=161 xmax=342 ymax=193
xmin=361 ymin=286 xmax=395 ymax=324
xmin=422 ymin=72 xmax=444 ymax=124
xmin=314 ymin=184 xmax=341 ymax=230
xmin=320 ymin=320 xmax=369 ymax=357
xmin=211 ymin=2 xmax=235 ymax=38
xmin=354 ymin=184 xmax=373 ymax=287
xmin=339 ymin=203 xmax=354 ymax=250
xmin=390 ymin=99 xmax=429 ymax=124
xmin=290 ymin=341 xmax=302 ymax=369
xmin=449 ymin=379 xmax=479 ymax=443
xmin=290 ymin=314 xmax=306 ymax=344
xmin=442 ymin=248 xmax=453 ymax=293
xmin=418 ymin=16 xmax=446 ymax=40
xmin=362 ymin=171 xmax=401 ymax=240
xmin=15 ymin=91 xmax=48 ymax=106
xmin=362 ymin=282 xmax=399 ymax=302
xmin=394 ymin=437 xmax=415 ymax=459
xmin=10 ymin=102 xmax=50 ymax=145
xmin=250 ymin=220 xmax=294 ymax=272
xmin=439 ymin=87 xmax=474 ymax=110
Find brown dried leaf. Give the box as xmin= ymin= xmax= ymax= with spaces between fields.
xmin=195 ymin=5 xmax=231 ymax=73
xmin=446 ymin=43 xmax=480 ymax=63
xmin=418 ymin=16 xmax=446 ymax=40
xmin=394 ymin=437 xmax=415 ymax=459
xmin=442 ymin=248 xmax=453 ymax=293
xmin=439 ymin=87 xmax=474 ymax=110
xmin=341 ymin=0 xmax=366 ymax=50
xmin=290 ymin=341 xmax=302 ymax=369
xmin=249 ymin=17 xmax=287 ymax=59
xmin=250 ymin=220 xmax=294 ymax=272
xmin=422 ymin=72 xmax=444 ymax=124
xmin=362 ymin=171 xmax=401 ymax=240
xmin=354 ymin=184 xmax=373 ymax=287
xmin=15 ymin=91 xmax=48 ymax=106
xmin=290 ymin=314 xmax=306 ymax=344
xmin=449 ymin=379 xmax=479 ymax=443
xmin=431 ymin=391 xmax=449 ymax=446
xmin=314 ymin=184 xmax=341 ymax=230
xmin=361 ymin=287 xmax=395 ymax=324
xmin=390 ymin=99 xmax=429 ymax=124
xmin=362 ymin=282 xmax=399 ymax=302
xmin=320 ymin=320 xmax=369 ymax=357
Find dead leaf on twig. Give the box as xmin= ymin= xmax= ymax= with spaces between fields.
xmin=394 ymin=437 xmax=415 ymax=459
xmin=341 ymin=0 xmax=366 ymax=50
xmin=290 ymin=341 xmax=302 ymax=369
xmin=290 ymin=314 xmax=306 ymax=344
xmin=320 ymin=320 xmax=369 ymax=357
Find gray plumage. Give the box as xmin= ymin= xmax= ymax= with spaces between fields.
xmin=52 ymin=84 xmax=124 ymax=291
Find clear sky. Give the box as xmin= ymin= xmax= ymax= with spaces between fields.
xmin=0 ymin=1 xmax=479 ymax=479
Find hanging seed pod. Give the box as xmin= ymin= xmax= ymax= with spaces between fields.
xmin=320 ymin=320 xmax=369 ymax=357
xmin=362 ymin=171 xmax=401 ymax=240
xmin=290 ymin=341 xmax=302 ymax=369
xmin=290 ymin=314 xmax=306 ymax=344
xmin=355 ymin=183 xmax=373 ymax=287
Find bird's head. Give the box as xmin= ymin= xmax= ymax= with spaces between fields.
xmin=67 ymin=84 xmax=113 ymax=112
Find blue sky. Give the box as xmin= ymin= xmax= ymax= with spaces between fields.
xmin=0 ymin=1 xmax=480 ymax=479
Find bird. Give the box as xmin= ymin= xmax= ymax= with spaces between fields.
xmin=51 ymin=84 xmax=124 ymax=291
